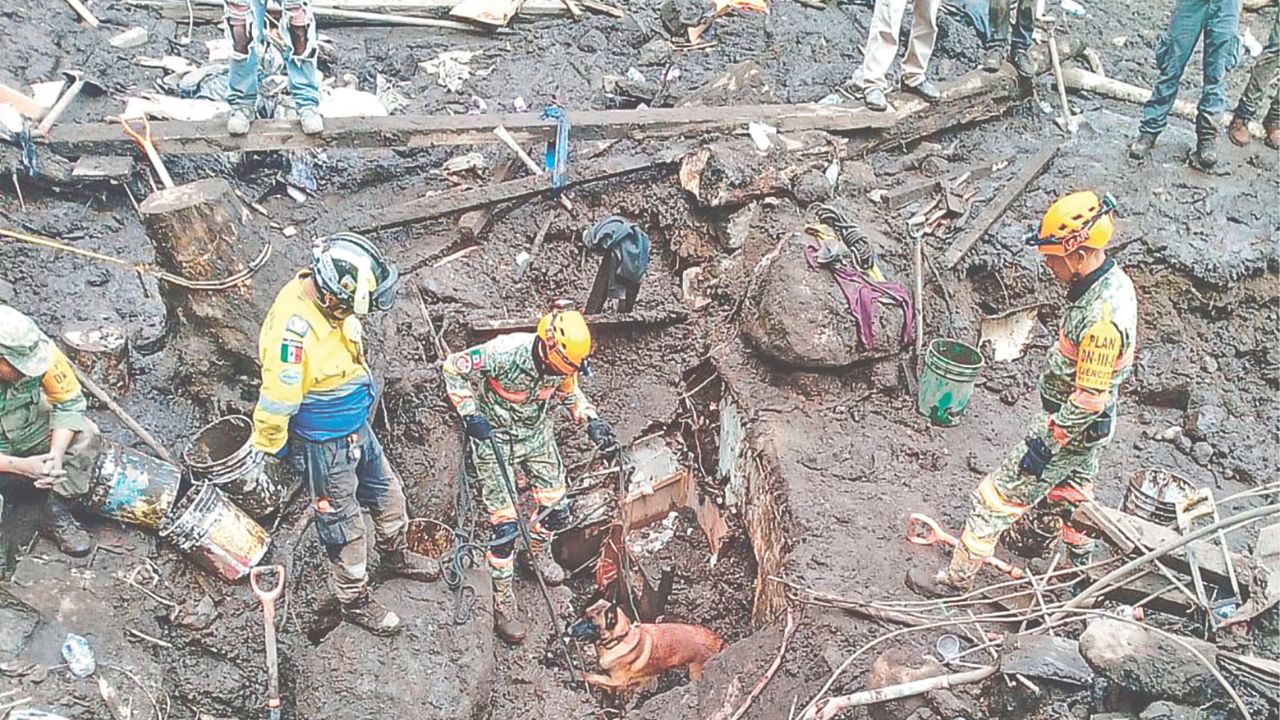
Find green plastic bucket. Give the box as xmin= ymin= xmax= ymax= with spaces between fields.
xmin=918 ymin=339 xmax=985 ymax=426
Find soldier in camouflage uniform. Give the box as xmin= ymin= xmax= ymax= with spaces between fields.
xmin=442 ymin=309 xmax=617 ymax=644
xmin=0 ymin=305 xmax=100 ymax=557
xmin=909 ymin=191 xmax=1138 ymax=596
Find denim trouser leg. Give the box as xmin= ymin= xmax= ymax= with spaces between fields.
xmin=987 ymin=0 xmax=1011 ymax=49
xmin=1009 ymin=0 xmax=1034 ymax=52
xmin=1139 ymin=0 xmax=1210 ymax=135
xmin=224 ymin=0 xmax=266 ymax=110
xmin=1197 ymin=0 xmax=1242 ymax=132
xmin=1234 ymin=15 xmax=1279 ymax=122
xmin=280 ymin=0 xmax=321 ymax=110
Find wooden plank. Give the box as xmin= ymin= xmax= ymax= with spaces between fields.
xmin=882 ymin=155 xmax=1015 ymax=211
xmin=44 ymin=103 xmax=897 ymax=157
xmin=467 ymin=309 xmax=688 ymax=334
xmin=941 ymin=142 xmax=1061 ymax=268
xmin=0 ymin=82 xmax=46 ymax=119
xmin=1073 ymin=504 xmax=1250 ymax=591
xmin=1083 ymin=564 xmax=1198 ymax=617
xmin=71 ymin=156 xmax=135 ymax=180
xmin=355 ymin=147 xmax=686 ymax=232
xmin=456 ymin=152 xmax=520 ymax=241
xmin=130 ymin=0 xmax=572 ymax=21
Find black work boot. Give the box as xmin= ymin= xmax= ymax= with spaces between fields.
xmin=1010 ymin=49 xmax=1036 ymax=78
xmin=42 ymin=494 xmax=91 ymax=557
xmin=342 ymin=591 xmax=401 ymax=636
xmin=520 ymin=543 xmax=566 ymax=586
xmin=381 ymin=548 xmax=441 ymax=582
xmin=493 ymin=578 xmax=527 ymax=645
xmin=1192 ymin=132 xmax=1220 ymax=171
xmin=1128 ymin=132 xmax=1158 ymax=160
xmin=905 ymin=565 xmax=969 ymax=598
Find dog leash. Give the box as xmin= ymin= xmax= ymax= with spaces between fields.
xmin=488 ymin=436 xmax=586 ymax=686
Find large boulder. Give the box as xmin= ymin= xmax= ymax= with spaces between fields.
xmin=0 ymin=588 xmax=40 ymax=662
xmin=741 ymin=236 xmax=908 ymax=368
xmin=293 ymin=569 xmax=495 ymax=719
xmin=863 ymin=649 xmax=948 ymax=720
xmin=1079 ymin=618 xmax=1222 ymax=706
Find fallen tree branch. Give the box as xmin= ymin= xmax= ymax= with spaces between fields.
xmin=811 ymin=665 xmax=998 ymax=720
xmin=728 ymin=608 xmax=799 ymax=720
xmin=70 ymin=361 xmax=178 ymax=465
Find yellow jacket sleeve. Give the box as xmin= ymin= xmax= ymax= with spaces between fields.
xmin=252 ymin=327 xmax=308 ymax=454
xmin=42 ymin=349 xmax=88 ymax=432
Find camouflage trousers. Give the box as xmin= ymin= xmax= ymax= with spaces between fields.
xmin=957 ymin=430 xmax=1102 ymax=577
xmin=469 ymin=423 xmax=567 ymax=582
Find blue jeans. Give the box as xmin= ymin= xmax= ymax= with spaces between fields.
xmin=988 ymin=0 xmax=1033 ymax=52
xmin=224 ymin=0 xmax=320 ymax=111
xmin=1139 ymin=0 xmax=1242 ymax=135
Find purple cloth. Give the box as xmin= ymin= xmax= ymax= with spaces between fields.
xmin=805 ymin=244 xmax=914 ymax=351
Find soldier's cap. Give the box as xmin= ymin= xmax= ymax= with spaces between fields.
xmin=0 ymin=305 xmax=54 ymax=377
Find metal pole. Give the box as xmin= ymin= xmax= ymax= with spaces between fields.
xmin=487 ymin=436 xmax=582 ymax=685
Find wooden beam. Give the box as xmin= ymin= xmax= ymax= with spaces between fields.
xmin=467 ymin=309 xmax=687 ymax=334
xmin=941 ymin=142 xmax=1061 ymax=268
xmin=351 ymin=147 xmax=687 ymax=232
xmin=128 ymin=0 xmax=573 ymax=21
xmin=882 ymin=155 xmax=1015 ymax=210
xmin=43 ymin=103 xmax=897 ymax=158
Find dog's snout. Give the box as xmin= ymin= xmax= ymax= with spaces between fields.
xmin=566 ymin=617 xmax=600 ymax=641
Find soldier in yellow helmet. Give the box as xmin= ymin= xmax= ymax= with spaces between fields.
xmin=442 ymin=308 xmax=617 ymax=645
xmin=909 ymin=191 xmax=1139 ymax=596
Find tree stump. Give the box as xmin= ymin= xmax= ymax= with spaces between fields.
xmin=60 ymin=325 xmax=130 ymax=404
xmin=139 ymin=178 xmax=300 ymax=390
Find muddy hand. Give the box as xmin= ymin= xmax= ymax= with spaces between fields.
xmin=34 ymin=454 xmax=68 ymax=490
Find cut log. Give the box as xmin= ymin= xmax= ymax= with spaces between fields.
xmin=1061 ymin=67 xmax=1197 ymax=123
xmin=941 ymin=142 xmax=1062 ymax=268
xmin=456 ymin=153 xmax=521 ymax=241
xmin=139 ymin=178 xmax=282 ymax=385
xmin=59 ymin=325 xmax=131 ymax=402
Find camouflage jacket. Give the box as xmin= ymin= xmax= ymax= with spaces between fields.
xmin=1033 ymin=259 xmax=1138 ymax=450
xmin=442 ymin=332 xmax=596 ymax=436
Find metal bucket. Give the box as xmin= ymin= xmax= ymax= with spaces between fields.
xmin=1123 ymin=469 xmax=1197 ymax=527
xmin=83 ymin=440 xmax=181 ymax=529
xmin=184 ymin=415 xmax=283 ymax=518
xmin=160 ymin=483 xmax=271 ymax=582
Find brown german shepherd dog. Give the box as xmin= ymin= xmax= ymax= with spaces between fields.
xmin=567 ymin=599 xmax=725 ymax=691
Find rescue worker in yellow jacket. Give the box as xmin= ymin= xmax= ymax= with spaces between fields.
xmin=910 ymin=191 xmax=1138 ymax=596
xmin=252 ymin=233 xmax=439 ymax=636
xmin=442 ymin=309 xmax=617 ymax=644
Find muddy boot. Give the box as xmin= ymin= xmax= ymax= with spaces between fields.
xmin=298 ymin=107 xmax=324 ymax=136
xmin=1128 ymin=132 xmax=1158 ymax=160
xmin=493 ymin=578 xmax=527 ymax=645
xmin=520 ymin=543 xmax=566 ymax=586
xmin=42 ymin=494 xmax=91 ymax=558
xmin=226 ymin=106 xmax=253 ymax=136
xmin=982 ymin=47 xmax=1005 ymax=73
xmin=1227 ymin=116 xmax=1252 ymax=147
xmin=1265 ymin=120 xmax=1280 ymax=150
xmin=342 ymin=591 xmax=401 ymax=636
xmin=381 ymin=548 xmax=441 ymax=582
xmin=1191 ymin=133 xmax=1219 ymax=171
xmin=907 ymin=545 xmax=981 ymax=598
xmin=1010 ymin=49 xmax=1036 ymax=78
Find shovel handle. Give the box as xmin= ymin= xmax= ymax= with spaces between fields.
xmin=907 ymin=513 xmax=953 ymax=547
xmin=119 ymin=115 xmax=175 ymax=189
xmin=250 ymin=564 xmax=286 ymax=602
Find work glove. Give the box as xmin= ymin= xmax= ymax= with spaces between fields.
xmin=586 ymin=417 xmax=618 ymax=452
xmin=464 ymin=414 xmax=493 ymax=441
xmin=1018 ymin=437 xmax=1053 ymax=478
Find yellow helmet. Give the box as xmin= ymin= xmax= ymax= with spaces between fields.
xmin=1028 ymin=191 xmax=1116 ymax=256
xmin=537 ymin=309 xmax=591 ymax=375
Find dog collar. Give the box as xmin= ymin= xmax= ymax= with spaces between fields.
xmin=599 ymin=636 xmax=624 ymax=650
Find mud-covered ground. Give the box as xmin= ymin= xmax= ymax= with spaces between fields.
xmin=2 ymin=0 xmax=1278 ymax=718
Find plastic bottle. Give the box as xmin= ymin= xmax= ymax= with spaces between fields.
xmin=61 ymin=633 xmax=96 ymax=678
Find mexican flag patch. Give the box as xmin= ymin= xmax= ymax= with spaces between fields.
xmin=280 ymin=338 xmax=304 ymax=364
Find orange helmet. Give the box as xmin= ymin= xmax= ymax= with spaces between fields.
xmin=537 ymin=309 xmax=591 ymax=375
xmin=1027 ymin=191 xmax=1116 ymax=256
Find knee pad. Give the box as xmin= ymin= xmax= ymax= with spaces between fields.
xmin=490 ymin=521 xmax=518 ymax=559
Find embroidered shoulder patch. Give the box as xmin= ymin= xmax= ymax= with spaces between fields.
xmin=454 ymin=354 xmax=472 ymax=373
xmin=280 ymin=338 xmax=304 ymax=364
xmin=468 ymin=347 xmax=485 ymax=369
xmin=278 ymin=368 xmax=302 ymax=386
xmin=285 ymin=315 xmax=311 ymax=338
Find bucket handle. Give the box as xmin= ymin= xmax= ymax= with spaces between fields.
xmin=250 ymin=565 xmax=285 ymax=601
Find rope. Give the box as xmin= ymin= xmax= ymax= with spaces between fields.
xmin=1 ymin=228 xmax=272 ymax=291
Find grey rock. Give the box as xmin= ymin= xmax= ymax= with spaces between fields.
xmin=0 ymin=589 xmax=40 ymax=662
xmin=577 ymin=28 xmax=608 ymax=52
xmin=0 ymin=278 xmax=14 ymax=303
xmin=742 ymin=236 xmax=907 ymax=368
xmin=791 ymin=169 xmax=832 ymax=206
xmin=637 ymin=36 xmax=672 ymax=66
xmin=1139 ymin=701 xmax=1209 ymax=720
xmin=1175 ymin=434 xmax=1193 ymax=455
xmin=1191 ymin=442 xmax=1214 ymax=466
xmin=864 ymin=648 xmax=944 ymax=720
xmin=1079 ymin=618 xmax=1223 ymax=706
xmin=660 ymin=0 xmax=704 ymax=36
